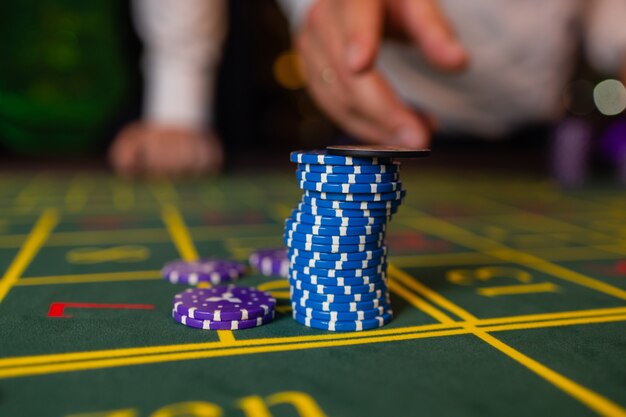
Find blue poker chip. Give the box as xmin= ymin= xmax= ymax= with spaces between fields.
xmin=299 ymin=180 xmax=402 ymax=194
xmin=290 ymin=211 xmax=388 ymax=228
xmin=302 ymin=195 xmax=402 ymax=210
xmin=286 ymin=216 xmax=386 ymax=233
xmin=290 ymin=263 xmax=386 ymax=278
xmin=285 ymin=238 xmax=383 ymax=253
xmin=296 ymin=170 xmax=399 ymax=184
xmin=289 ymin=271 xmax=387 ymax=286
xmin=289 ymin=254 xmax=386 ymax=270
xmin=289 ymin=246 xmax=388 ymax=262
xmin=290 ymin=150 xmax=392 ymax=166
xmin=292 ymin=310 xmax=393 ymax=331
xmin=290 ymin=287 xmax=387 ymax=303
xmin=299 ymin=163 xmax=400 ymax=174
xmin=305 ymin=189 xmax=406 ymax=202
xmin=297 ymin=202 xmax=396 ymax=218
xmin=284 ymin=230 xmax=384 ymax=246
xmin=290 ymin=269 xmax=387 ymax=285
xmin=291 ymin=294 xmax=390 ymax=311
xmin=292 ymin=302 xmax=390 ymax=321
xmin=289 ymin=278 xmax=387 ymax=294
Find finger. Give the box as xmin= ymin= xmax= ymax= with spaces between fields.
xmin=143 ymin=130 xmax=188 ymax=178
xmin=300 ymin=26 xmax=430 ymax=147
xmin=109 ymin=124 xmax=144 ymax=177
xmin=298 ymin=30 xmax=368 ymax=134
xmin=336 ymin=0 xmax=384 ymax=73
xmin=394 ymin=0 xmax=467 ymax=71
xmin=196 ymin=131 xmax=224 ymax=175
xmin=345 ymin=70 xmax=431 ymax=147
xmin=304 ymin=0 xmax=351 ymax=84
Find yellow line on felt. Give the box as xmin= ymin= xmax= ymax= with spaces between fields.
xmin=64 ymin=174 xmax=91 ymax=213
xmin=477 ymin=306 xmax=626 ymax=326
xmin=476 ymin=282 xmax=560 ymax=297
xmin=4 ymin=313 xmax=626 ymax=380
xmin=217 ymin=331 xmax=236 ymax=344
xmin=0 ymin=209 xmax=58 ymax=303
xmin=14 ymin=270 xmax=161 ymax=286
xmin=161 ymin=202 xmax=235 ymax=343
xmin=482 ymin=313 xmax=626 ymax=333
xmin=0 ymin=328 xmax=470 ymax=379
xmin=388 ymin=279 xmax=455 ymax=324
xmin=2 ymin=307 xmax=626 ymax=372
xmin=389 ymin=264 xmax=477 ymax=322
xmin=406 ymin=216 xmax=626 ymax=302
xmin=391 ymin=252 xmax=502 ymax=268
xmin=0 ymin=322 xmax=459 ymax=369
xmin=150 ymin=181 xmax=179 ymax=205
xmin=161 ymin=204 xmax=199 ymax=261
xmin=14 ymin=174 xmax=47 ymax=213
xmin=490 ymin=248 xmax=626 ymax=301
xmin=393 ymin=262 xmax=626 ymax=417
xmin=473 ymin=329 xmax=626 ymax=417
xmin=111 ymin=179 xmax=135 ymax=211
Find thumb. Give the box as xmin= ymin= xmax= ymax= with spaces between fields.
xmin=339 ymin=0 xmax=384 ymax=73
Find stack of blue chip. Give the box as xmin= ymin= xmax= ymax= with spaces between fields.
xmin=284 ymin=150 xmax=405 ymax=331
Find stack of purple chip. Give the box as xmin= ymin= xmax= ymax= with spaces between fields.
xmin=172 ymin=286 xmax=276 ymax=330
xmin=162 ymin=259 xmax=247 ymax=286
xmin=249 ymin=248 xmax=289 ymax=278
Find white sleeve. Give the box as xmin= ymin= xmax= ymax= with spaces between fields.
xmin=584 ymin=0 xmax=626 ymax=75
xmin=276 ymin=0 xmax=316 ymax=31
xmin=133 ymin=0 xmax=227 ymax=130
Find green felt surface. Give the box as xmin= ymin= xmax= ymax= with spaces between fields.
xmin=0 ymin=170 xmax=625 ymax=417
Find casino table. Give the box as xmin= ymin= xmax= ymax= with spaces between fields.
xmin=0 ymin=168 xmax=625 ymax=417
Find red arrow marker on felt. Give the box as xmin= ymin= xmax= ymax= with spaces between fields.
xmin=48 ymin=302 xmax=155 ymax=318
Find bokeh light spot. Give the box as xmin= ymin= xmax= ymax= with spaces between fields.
xmin=593 ymin=79 xmax=626 ymax=116
xmin=273 ymin=50 xmax=306 ymax=90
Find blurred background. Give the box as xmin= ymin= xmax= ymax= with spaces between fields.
xmin=0 ymin=0 xmax=625 ymax=184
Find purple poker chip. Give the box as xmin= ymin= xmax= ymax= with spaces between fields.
xmin=162 ymin=259 xmax=247 ymax=285
xmin=249 ymin=248 xmax=289 ymax=278
xmin=172 ymin=286 xmax=276 ymax=321
xmin=172 ymin=309 xmax=275 ymax=330
xmin=550 ymin=117 xmax=592 ymax=188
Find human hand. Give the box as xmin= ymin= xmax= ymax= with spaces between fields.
xmin=109 ymin=123 xmax=223 ymax=178
xmin=295 ymin=0 xmax=467 ymax=147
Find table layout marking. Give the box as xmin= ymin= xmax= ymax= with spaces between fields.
xmin=0 ymin=208 xmax=58 ymax=303
xmin=47 ymin=302 xmax=156 ymax=318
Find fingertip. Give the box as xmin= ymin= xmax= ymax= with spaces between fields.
xmin=346 ymin=40 xmax=379 ymax=73
xmin=423 ymin=36 xmax=469 ymax=71
xmin=346 ymin=43 xmax=364 ymax=71
xmin=391 ymin=126 xmax=430 ymax=148
xmin=443 ymin=42 xmax=469 ymax=70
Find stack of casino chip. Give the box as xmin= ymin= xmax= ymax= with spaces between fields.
xmin=172 ymin=286 xmax=276 ymax=330
xmin=284 ymin=150 xmax=404 ymax=331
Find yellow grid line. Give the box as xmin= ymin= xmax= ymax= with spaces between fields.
xmin=64 ymin=174 xmax=92 ymax=213
xmin=14 ymin=270 xmax=161 ymax=286
xmin=390 ymin=263 xmax=626 ymax=417
xmin=4 ymin=304 xmax=626 ymax=371
xmin=0 ymin=209 xmax=58 ymax=303
xmin=1 ymin=310 xmax=626 ymax=381
xmin=1 ymin=175 xmax=625 ymax=414
xmin=160 ymin=200 xmax=235 ymax=344
xmin=402 ymin=215 xmax=626 ymax=302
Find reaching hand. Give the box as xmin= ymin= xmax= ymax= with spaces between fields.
xmin=109 ymin=123 xmax=224 ymax=178
xmin=295 ymin=0 xmax=467 ymax=147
